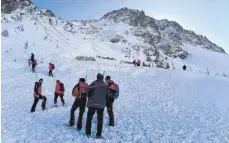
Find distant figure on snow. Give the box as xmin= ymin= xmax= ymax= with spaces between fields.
xmin=49 ymin=63 xmax=55 ymax=77
xmin=136 ymin=59 xmax=141 ymax=67
xmin=133 ymin=60 xmax=136 ymax=66
xmin=28 ymin=53 xmax=35 ymax=66
xmin=183 ymin=65 xmax=187 ymax=70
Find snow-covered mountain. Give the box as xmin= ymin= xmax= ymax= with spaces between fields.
xmin=1 ymin=0 xmax=226 ymax=63
xmin=2 ymin=0 xmax=229 ymax=143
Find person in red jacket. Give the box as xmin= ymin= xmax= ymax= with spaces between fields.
xmin=49 ymin=63 xmax=54 ymax=77
xmin=30 ymin=78 xmax=47 ymax=112
xmin=69 ymin=78 xmax=88 ymax=130
xmin=136 ymin=59 xmax=141 ymax=66
xmin=54 ymin=80 xmax=65 ymax=107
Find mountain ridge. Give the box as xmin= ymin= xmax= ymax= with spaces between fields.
xmin=1 ymin=0 xmax=226 ymax=63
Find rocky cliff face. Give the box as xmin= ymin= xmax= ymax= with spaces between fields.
xmin=1 ymin=2 xmax=226 ymax=62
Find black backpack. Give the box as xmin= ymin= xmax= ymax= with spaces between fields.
xmin=60 ymin=83 xmax=65 ymax=91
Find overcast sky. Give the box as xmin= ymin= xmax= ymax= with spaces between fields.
xmin=32 ymin=0 xmax=229 ymax=53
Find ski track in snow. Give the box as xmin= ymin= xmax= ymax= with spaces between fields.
xmin=2 ymin=57 xmax=229 ymax=143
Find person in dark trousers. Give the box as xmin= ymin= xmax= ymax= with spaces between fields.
xmin=183 ymin=65 xmax=187 ymax=70
xmin=32 ymin=59 xmax=37 ymax=72
xmin=31 ymin=79 xmax=47 ymax=112
xmin=69 ymin=78 xmax=88 ymax=130
xmin=105 ymin=76 xmax=117 ymax=126
xmin=49 ymin=63 xmax=54 ymax=77
xmin=54 ymin=80 xmax=65 ymax=107
xmin=85 ymin=73 xmax=108 ymax=138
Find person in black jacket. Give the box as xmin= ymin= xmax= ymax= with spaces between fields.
xmin=31 ymin=53 xmax=34 ymax=62
xmin=30 ymin=79 xmax=47 ymax=112
xmin=183 ymin=65 xmax=187 ymax=70
xmin=85 ymin=73 xmax=108 ymax=138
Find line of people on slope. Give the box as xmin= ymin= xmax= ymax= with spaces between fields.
xmin=30 ymin=73 xmax=119 ymax=138
xmin=28 ymin=53 xmax=55 ymax=77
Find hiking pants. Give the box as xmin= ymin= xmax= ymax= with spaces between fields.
xmin=31 ymin=95 xmax=47 ymax=112
xmin=69 ymin=98 xmax=87 ymax=129
xmin=85 ymin=107 xmax=104 ymax=136
xmin=32 ymin=64 xmax=36 ymax=72
xmin=54 ymin=92 xmax=65 ymax=105
xmin=49 ymin=70 xmax=53 ymax=77
xmin=106 ymin=98 xmax=114 ymax=126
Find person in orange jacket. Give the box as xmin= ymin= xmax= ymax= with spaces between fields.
xmin=30 ymin=78 xmax=47 ymax=112
xmin=54 ymin=80 xmax=65 ymax=107
xmin=49 ymin=63 xmax=54 ymax=77
xmin=105 ymin=76 xmax=117 ymax=126
xmin=69 ymin=78 xmax=88 ymax=130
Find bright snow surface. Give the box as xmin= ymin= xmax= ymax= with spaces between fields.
xmin=2 ymin=20 xmax=229 ymax=143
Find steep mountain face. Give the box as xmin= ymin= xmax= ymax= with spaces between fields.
xmin=1 ymin=1 xmax=226 ymax=64
xmin=102 ymin=7 xmax=225 ymax=55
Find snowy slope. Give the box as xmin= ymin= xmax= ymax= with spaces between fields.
xmin=2 ymin=55 xmax=229 ymax=142
xmin=2 ymin=21 xmax=229 ymax=142
xmin=2 ymin=1 xmax=229 ymax=143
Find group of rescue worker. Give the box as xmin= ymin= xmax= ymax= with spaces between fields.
xmin=30 ymin=73 xmax=117 ymax=138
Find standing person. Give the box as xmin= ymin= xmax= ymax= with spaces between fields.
xmin=183 ymin=65 xmax=187 ymax=70
xmin=31 ymin=79 xmax=47 ymax=112
xmin=29 ymin=53 xmax=34 ymax=66
xmin=136 ymin=59 xmax=141 ymax=66
xmin=105 ymin=76 xmax=117 ymax=126
xmin=85 ymin=73 xmax=108 ymax=138
xmin=49 ymin=63 xmax=54 ymax=77
xmin=54 ymin=80 xmax=65 ymax=107
xmin=31 ymin=53 xmax=34 ymax=62
xmin=31 ymin=59 xmax=37 ymax=72
xmin=69 ymin=78 xmax=88 ymax=130
xmin=133 ymin=60 xmax=136 ymax=66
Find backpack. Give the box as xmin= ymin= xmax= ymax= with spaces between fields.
xmin=60 ymin=83 xmax=65 ymax=91
xmin=113 ymin=84 xmax=119 ymax=99
xmin=52 ymin=64 xmax=55 ymax=69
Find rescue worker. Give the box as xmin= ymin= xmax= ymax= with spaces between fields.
xmin=30 ymin=79 xmax=47 ymax=112
xmin=69 ymin=78 xmax=88 ymax=130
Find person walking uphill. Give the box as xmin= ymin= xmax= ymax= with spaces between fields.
xmin=49 ymin=63 xmax=55 ymax=77
xmin=31 ymin=59 xmax=37 ymax=72
xmin=105 ymin=76 xmax=117 ymax=126
xmin=69 ymin=78 xmax=88 ymax=130
xmin=29 ymin=53 xmax=34 ymax=66
xmin=85 ymin=73 xmax=108 ymax=138
xmin=31 ymin=79 xmax=47 ymax=112
xmin=54 ymin=80 xmax=65 ymax=107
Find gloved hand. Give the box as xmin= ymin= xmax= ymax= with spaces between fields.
xmin=35 ymin=95 xmax=39 ymax=98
